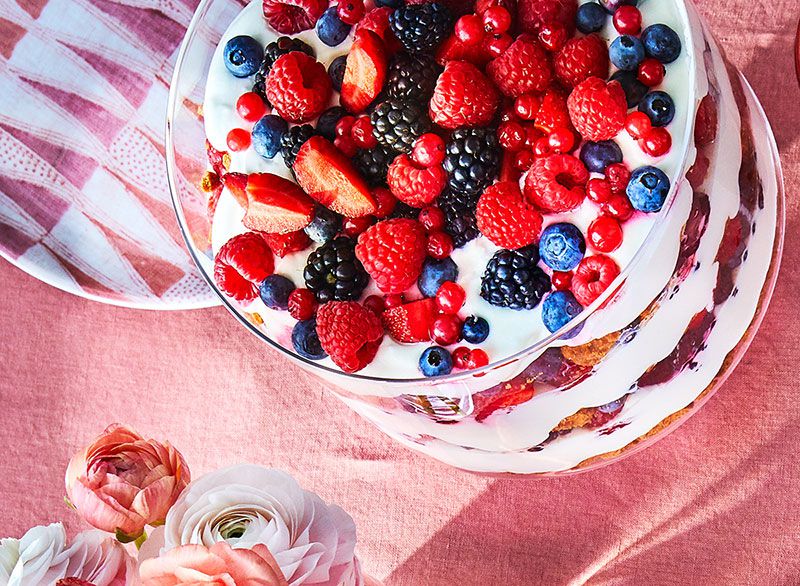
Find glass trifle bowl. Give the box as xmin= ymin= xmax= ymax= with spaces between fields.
xmin=167 ymin=0 xmax=784 ymax=475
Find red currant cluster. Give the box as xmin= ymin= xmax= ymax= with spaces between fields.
xmin=226 ymin=91 xmax=271 ymax=152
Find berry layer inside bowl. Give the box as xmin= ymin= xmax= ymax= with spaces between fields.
xmin=201 ymin=0 xmax=694 ymax=380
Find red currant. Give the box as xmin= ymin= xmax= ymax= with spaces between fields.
xmin=363 ymin=294 xmax=386 ymax=315
xmin=533 ymin=137 xmax=551 ymax=157
xmin=484 ymin=33 xmax=513 ymax=58
xmin=226 ymin=128 xmax=251 ymax=152
xmin=513 ymin=150 xmax=535 ymax=171
xmin=587 ymin=178 xmax=613 ymax=204
xmin=637 ymin=58 xmax=665 ymax=87
xmin=430 ymin=314 xmax=463 ymax=346
xmin=641 ymin=127 xmax=672 ymax=157
xmin=605 ymin=163 xmax=631 ymax=195
xmin=372 ymin=187 xmax=397 ymax=218
xmin=588 ymin=215 xmax=623 ymax=252
xmin=613 ymin=5 xmax=642 ymax=35
xmin=538 ymin=24 xmax=568 ymax=52
xmin=334 ymin=135 xmax=358 ymax=157
xmin=499 ymin=103 xmax=518 ymax=124
xmin=236 ymin=92 xmax=267 ymax=122
xmin=435 ymin=281 xmax=466 ymax=314
xmin=412 ymin=133 xmax=446 ymax=167
xmin=547 ymin=128 xmax=575 ymax=154
xmin=497 ymin=121 xmax=526 ymax=151
xmin=351 ymin=116 xmax=377 ymax=149
xmin=455 ymin=14 xmax=485 ymax=46
xmin=427 ymin=231 xmax=454 ymax=259
xmin=552 ymin=271 xmax=573 ymax=291
xmin=602 ymin=194 xmax=634 ymax=222
xmin=342 ymin=215 xmax=374 ymax=237
xmin=524 ymin=124 xmax=542 ymax=148
xmin=287 ymin=288 xmax=317 ymax=321
xmin=466 ymin=348 xmax=489 ymax=369
xmin=419 ymin=206 xmax=445 ymax=232
xmin=514 ymin=94 xmax=541 ymax=120
xmin=452 ymin=346 xmax=471 ymax=370
xmin=337 ymin=0 xmax=365 ymax=25
xmin=625 ymin=111 xmax=652 ymax=139
xmin=482 ymin=6 xmax=511 ymax=34
xmin=335 ymin=116 xmax=356 ymax=138
xmin=384 ymin=294 xmax=404 ymax=309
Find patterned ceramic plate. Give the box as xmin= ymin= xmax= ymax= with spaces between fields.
xmin=0 ymin=0 xmax=219 ymax=309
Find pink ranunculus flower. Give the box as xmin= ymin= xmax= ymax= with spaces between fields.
xmin=65 ymin=424 xmax=191 ymax=540
xmin=139 ymin=542 xmax=289 ymax=586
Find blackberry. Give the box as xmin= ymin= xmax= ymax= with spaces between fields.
xmin=438 ymin=189 xmax=479 ymax=248
xmin=386 ymin=52 xmax=442 ymax=101
xmin=370 ymin=98 xmax=431 ymax=153
xmin=480 ymin=247 xmax=551 ymax=310
xmin=303 ymin=237 xmax=369 ymax=303
xmin=253 ymin=37 xmax=315 ymax=101
xmin=354 ymin=145 xmax=396 ymax=187
xmin=443 ymin=128 xmax=500 ymax=196
xmin=280 ymin=124 xmax=315 ymax=168
xmin=317 ymin=106 xmax=348 ymax=141
xmin=389 ymin=3 xmax=452 ymax=53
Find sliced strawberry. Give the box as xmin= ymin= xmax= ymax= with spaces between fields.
xmin=243 ymin=173 xmax=315 ymax=234
xmin=262 ymin=230 xmax=312 ymax=257
xmin=341 ymin=30 xmax=388 ymax=114
xmin=206 ymin=140 xmax=229 ymax=176
xmin=357 ymin=7 xmax=402 ymax=54
xmin=473 ymin=380 xmax=536 ymax=422
xmin=293 ymin=136 xmax=377 ymax=217
xmin=382 ymin=298 xmax=437 ymax=343
xmin=435 ymin=34 xmax=492 ymax=67
xmin=221 ymin=172 xmax=249 ymax=208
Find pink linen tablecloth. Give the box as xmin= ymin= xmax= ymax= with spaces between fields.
xmin=1 ymin=1 xmax=799 ymax=584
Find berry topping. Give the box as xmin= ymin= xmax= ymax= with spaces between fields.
xmin=542 ymin=290 xmax=583 ymax=335
xmin=587 ymin=215 xmax=623 ymax=253
xmin=294 ymin=136 xmax=377 ymax=217
xmin=237 ymin=92 xmax=268 ymax=122
xmin=626 ymin=165 xmax=670 ymax=212
xmin=554 ymin=34 xmax=608 ymax=88
xmin=435 ymin=281 xmax=466 ymax=314
xmin=452 ymin=346 xmax=472 ymax=369
xmin=524 ymin=154 xmax=589 ymax=213
xmin=431 ymin=314 xmax=463 ymax=345
xmin=579 ymin=139 xmax=623 ymax=173
xmin=610 ymin=70 xmax=649 ymax=108
xmin=480 ymin=246 xmax=551 ymax=310
xmin=586 ymin=177 xmax=613 ymax=204
xmin=641 ymin=127 xmax=672 ymax=157
xmin=516 ymin=0 xmax=577 ymax=35
xmin=387 ymin=52 xmax=443 ymax=101
xmin=304 ymin=236 xmax=368 ymax=302
xmin=224 ymin=36 xmax=264 ymax=78
xmin=605 ymin=162 xmax=630 ymax=195
xmin=455 ymin=14 xmax=485 ymax=46
xmin=613 ymin=5 xmax=642 ymax=35
xmin=462 ymin=316 xmax=490 ymax=344
xmin=316 ymin=107 xmax=347 ymax=142
xmin=387 ymin=153 xmax=447 ymax=207
xmin=337 ymin=0 xmax=365 ymax=25
xmin=538 ymin=222 xmax=586 ymax=271
xmin=226 ymin=128 xmax=251 ymax=152
xmin=487 ymin=35 xmax=553 ymax=98
xmin=609 ymin=34 xmax=645 ymax=71
xmin=418 ymin=206 xmax=446 ymax=232
xmin=354 ymin=145 xmax=396 ymax=187
xmin=259 ymin=274 xmax=296 ymax=309
xmin=444 ymin=127 xmax=501 ymax=196
xmin=477 ymin=181 xmax=543 ymax=249
xmin=439 ymin=189 xmax=481 ymax=248
xmin=426 ymin=230 xmax=454 ymax=259
xmin=637 ymin=57 xmax=665 ymax=87
xmin=351 ymin=116 xmax=378 ymax=149
xmin=567 ymin=77 xmax=627 ymax=141
xmin=262 ymin=0 xmax=326 ymax=34
xmin=383 ymin=297 xmax=437 ymax=342
xmin=419 ymin=346 xmax=454 ymax=376
xmin=316 ymin=6 xmax=352 ymax=46
xmin=390 ymin=3 xmax=453 ymax=53
xmin=537 ymin=24 xmax=568 ymax=53
xmin=412 ymin=133 xmax=446 ymax=167
xmin=252 ymin=115 xmax=289 ymax=160
xmin=292 ymin=318 xmax=327 ymax=360
xmin=316 ymin=301 xmax=384 ymax=372
xmin=571 ymin=254 xmax=620 ymax=306
xmin=221 ymin=172 xmax=249 ymax=208
xmin=535 ymin=87 xmax=572 ymax=134
xmin=639 ymin=91 xmax=675 ymax=127
xmin=418 ymin=257 xmax=459 ymax=297
xmin=328 ymin=55 xmax=348 ymax=91
xmin=371 ymin=98 xmax=432 ymax=153
xmin=264 ymin=230 xmax=312 ymax=258
xmin=214 ymin=232 xmax=275 ymax=301
xmin=466 ymin=348 xmax=490 ymax=368
xmin=372 ymin=187 xmax=398 ymax=218
xmin=551 ymin=270 xmax=573 ymax=290
xmin=266 ymin=52 xmax=332 ymax=123
xmin=279 ymin=125 xmax=316 ymax=169
xmin=575 ymin=2 xmax=606 ymax=34
xmin=304 ymin=206 xmax=342 ymax=243
xmin=624 ymin=111 xmax=652 ymax=139
xmin=242 ymin=172 xmax=315 ymax=234
xmin=357 ymin=7 xmax=401 ymax=51
xmin=355 ymin=218 xmax=428 ymax=293
xmin=342 ymin=30 xmax=388 ymax=113
xmin=430 ymin=60 xmax=500 ymax=129
xmin=641 ymin=23 xmax=682 ymax=64
xmin=342 ymin=215 xmax=375 ymax=238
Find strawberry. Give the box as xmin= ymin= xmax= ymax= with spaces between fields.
xmin=524 ymin=154 xmax=588 ymax=213
xmin=386 ymin=154 xmax=447 ymax=207
xmin=517 ymin=0 xmax=577 ymax=35
xmin=382 ymin=298 xmax=438 ymax=343
xmin=473 ymin=379 xmax=536 ymax=422
xmin=355 ymin=218 xmax=427 ymax=294
xmin=243 ymin=173 xmax=314 ymax=234
xmin=206 ymin=140 xmax=229 ymax=176
xmin=262 ymin=0 xmax=326 ymax=34
xmin=695 ymin=93 xmax=718 ymax=148
xmin=293 ymin=136 xmax=377 ymax=217
xmin=262 ymin=230 xmax=312 ymax=258
xmin=571 ymin=254 xmax=620 ymax=306
xmin=266 ymin=52 xmax=332 ymax=123
xmin=476 ymin=181 xmax=543 ymax=249
xmin=214 ymin=232 xmax=274 ymax=301
xmin=316 ymin=301 xmax=384 ymax=372
xmin=554 ymin=34 xmax=609 ymax=88
xmin=567 ymin=77 xmax=627 ymax=141
xmin=356 ymin=7 xmax=402 ymax=54
xmin=221 ymin=172 xmax=249 ymax=207
xmin=435 ymin=34 xmax=492 ymax=67
xmin=487 ymin=35 xmax=552 ymax=98
xmin=535 ymin=87 xmax=572 ymax=134
xmin=429 ymin=60 xmax=500 ymax=129
xmin=342 ymin=30 xmax=388 ymax=114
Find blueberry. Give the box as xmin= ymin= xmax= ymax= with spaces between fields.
xmin=638 ymin=91 xmax=675 ymax=127
xmin=419 ymin=346 xmax=453 ymax=377
xmin=539 ymin=223 xmax=586 ymax=271
xmin=610 ymin=35 xmax=645 ymax=71
xmin=579 ymin=140 xmax=623 ymax=173
xmin=610 ymin=70 xmax=648 ymax=108
xmin=304 ymin=206 xmax=343 ymax=243
xmin=642 ymin=24 xmax=681 ymax=63
xmin=292 ymin=319 xmax=328 ymax=360
xmin=328 ymin=55 xmax=348 ymax=92
xmin=317 ymin=106 xmax=347 ymax=141
xmin=542 ymin=291 xmax=583 ymax=338
xmin=259 ymin=275 xmax=295 ymax=310
xmin=224 ymin=36 xmax=263 ymax=78
xmin=376 ymin=0 xmax=404 ymax=7
xmin=316 ymin=7 xmax=351 ymax=47
xmin=600 ymin=0 xmax=638 ymax=13
xmin=626 ymin=166 xmax=670 ymax=213
xmin=576 ymin=3 xmax=607 ymax=34
xmin=251 ymin=115 xmax=288 ymax=159
xmin=598 ymin=398 xmax=625 ymax=413
xmin=462 ymin=316 xmax=490 ymax=344
xmin=418 ymin=257 xmax=458 ymax=297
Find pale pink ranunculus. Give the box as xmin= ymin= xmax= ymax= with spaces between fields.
xmin=139 ymin=542 xmax=289 ymax=586
xmin=65 ymin=424 xmax=190 ymax=539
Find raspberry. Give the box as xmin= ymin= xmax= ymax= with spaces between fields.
xmin=387 ymin=154 xmax=447 ymax=207
xmin=486 ymin=35 xmax=552 ymax=98
xmin=355 ymin=218 xmax=428 ymax=294
xmin=517 ymin=0 xmax=577 ymax=35
xmin=288 ymin=288 xmax=317 ymax=320
xmin=263 ymin=0 xmax=326 ymax=34
xmin=605 ymin=162 xmax=630 ymax=195
xmin=266 ymin=52 xmax=332 ymax=123
xmin=535 ymin=88 xmax=572 ymax=134
xmin=316 ymin=302 xmax=384 ymax=372
xmin=477 ymin=181 xmax=543 ymax=249
xmin=214 ymin=233 xmax=275 ymax=301
xmin=567 ymin=77 xmax=627 ymax=141
xmin=262 ymin=230 xmax=311 ymax=258
xmin=429 ymin=60 xmax=500 ymax=129
xmin=571 ymin=254 xmax=620 ymax=306
xmin=357 ymin=7 xmax=402 ymax=52
xmin=554 ymin=34 xmax=608 ymax=88
xmin=524 ymin=154 xmax=588 ymax=213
